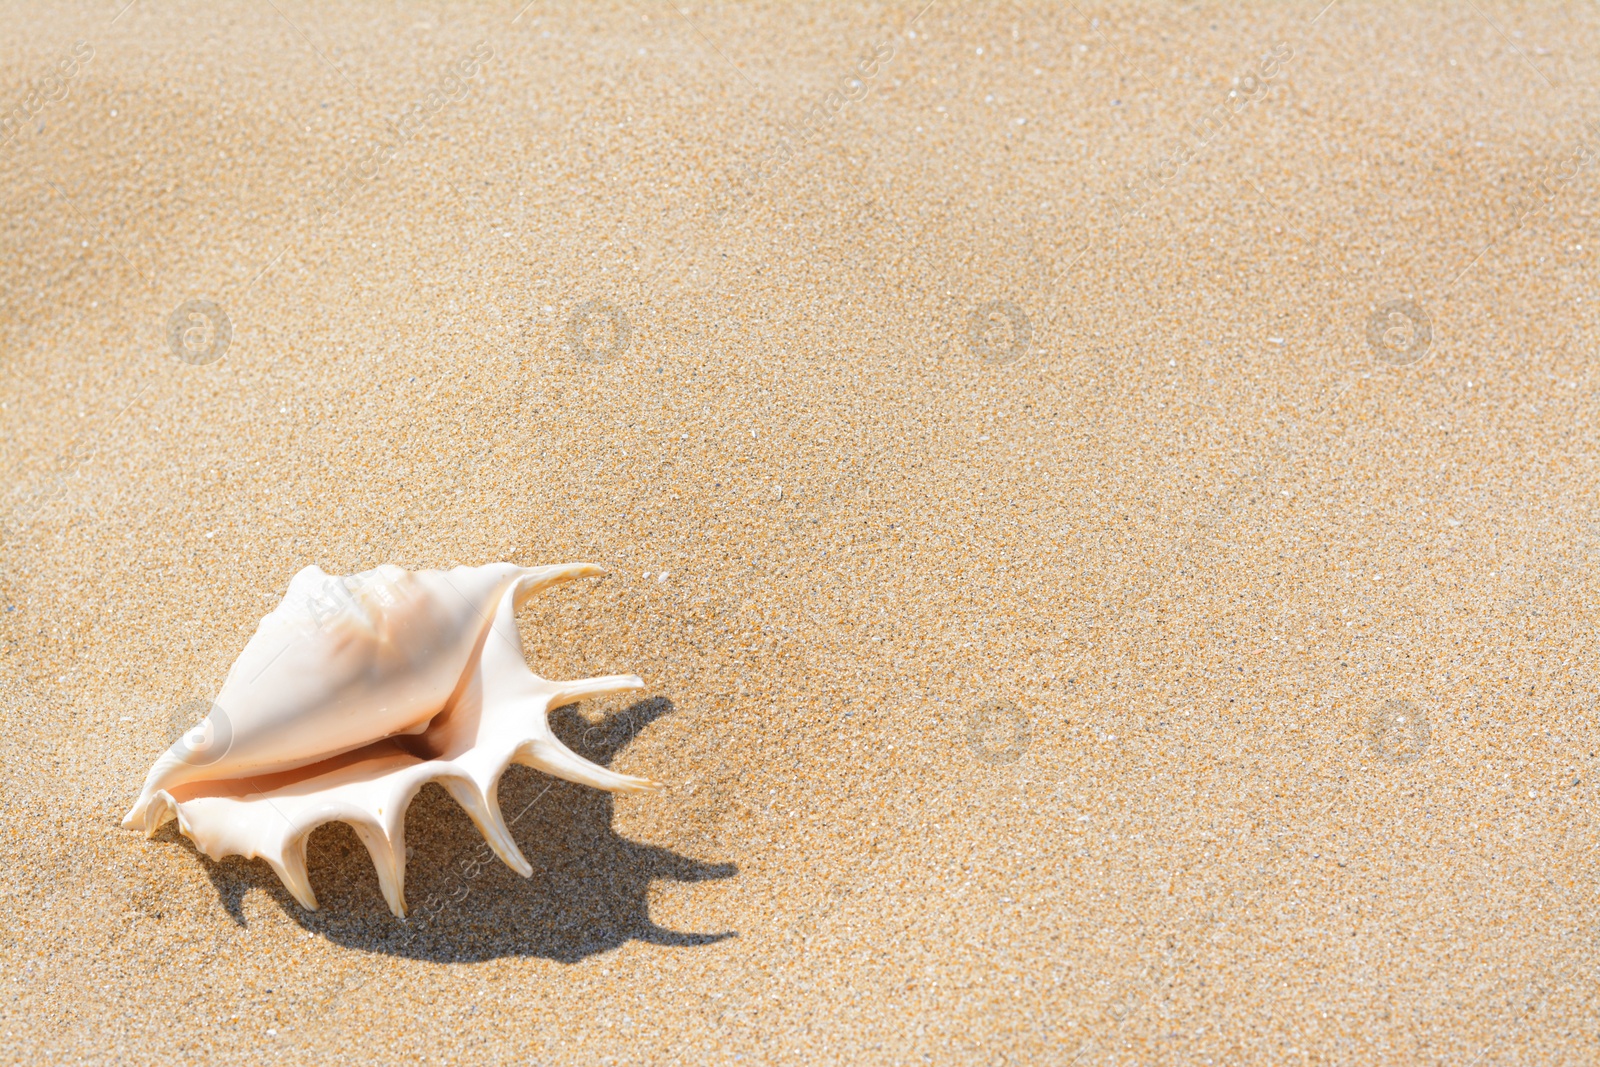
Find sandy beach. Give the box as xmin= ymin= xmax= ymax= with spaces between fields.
xmin=3 ymin=0 xmax=1597 ymax=1062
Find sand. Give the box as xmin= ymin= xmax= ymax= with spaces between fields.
xmin=2 ymin=0 xmax=1597 ymax=1062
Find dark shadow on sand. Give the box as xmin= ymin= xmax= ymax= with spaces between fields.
xmin=170 ymin=697 xmax=737 ymax=962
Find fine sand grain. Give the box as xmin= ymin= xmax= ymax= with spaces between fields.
xmin=3 ymin=1 xmax=1598 ymax=1063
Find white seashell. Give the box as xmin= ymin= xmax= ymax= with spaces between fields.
xmin=122 ymin=561 xmax=658 ymax=917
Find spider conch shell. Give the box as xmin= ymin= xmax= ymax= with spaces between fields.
xmin=122 ymin=561 xmax=658 ymax=917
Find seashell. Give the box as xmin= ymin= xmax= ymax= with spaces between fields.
xmin=122 ymin=561 xmax=659 ymax=917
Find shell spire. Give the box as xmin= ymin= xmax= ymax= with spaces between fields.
xmin=123 ymin=561 xmax=659 ymax=917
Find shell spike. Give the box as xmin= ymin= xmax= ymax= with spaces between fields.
xmin=119 ymin=800 xmax=147 ymax=832
xmin=441 ymin=778 xmax=532 ymax=878
xmin=512 ymin=562 xmax=608 ymax=608
xmin=547 ymin=673 xmax=646 ymax=709
xmin=521 ymin=734 xmax=661 ymax=794
xmin=350 ymin=823 xmax=408 ymax=918
xmin=266 ymin=836 xmax=319 ymax=911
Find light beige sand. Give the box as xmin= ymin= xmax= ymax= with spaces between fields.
xmin=3 ymin=0 xmax=1598 ymax=1062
